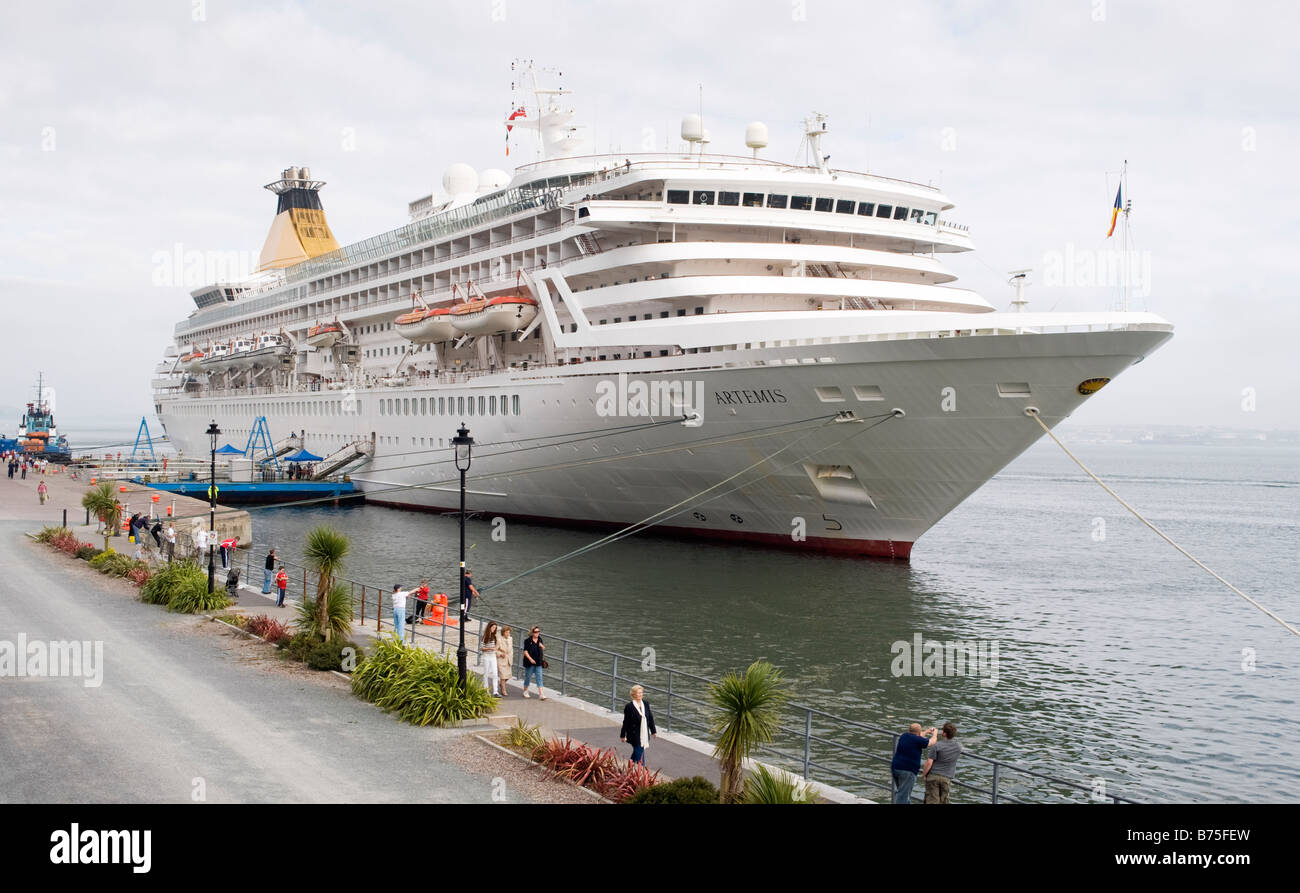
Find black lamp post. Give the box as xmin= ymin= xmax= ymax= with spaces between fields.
xmin=452 ymin=423 xmax=474 ymax=690
xmin=206 ymin=420 xmax=220 ymax=594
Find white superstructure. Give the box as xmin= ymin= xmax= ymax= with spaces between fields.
xmin=153 ymin=64 xmax=1173 ymax=558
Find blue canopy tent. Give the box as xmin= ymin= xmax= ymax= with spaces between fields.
xmin=214 ymin=444 xmax=246 ymax=455
xmin=283 ymin=449 xmax=324 ymax=463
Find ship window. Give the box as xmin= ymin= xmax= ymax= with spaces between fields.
xmin=910 ymin=208 xmax=924 ymax=223
xmin=718 ymin=191 xmax=740 ymax=206
xmin=677 ymin=309 xmax=686 ymax=316
xmin=893 ymin=206 xmax=909 ymax=220
xmin=766 ymin=194 xmax=788 ymax=209
xmin=614 ymin=317 xmax=621 ymax=323
xmin=790 ymin=195 xmax=812 ymax=211
xmin=742 ymin=192 xmax=764 ymax=207
xmin=695 ymin=306 xmax=704 ymax=315
xmin=489 ymin=396 xmax=497 ymax=415
xmin=693 ymin=191 xmax=715 ymax=205
xmin=478 ymin=396 xmax=486 ymax=415
xmin=420 ymin=398 xmax=427 ymax=414
xmin=438 ymin=397 xmax=445 ymax=414
xmin=836 ymin=199 xmax=855 ymax=214
xmin=815 ymin=197 xmax=834 ymax=212
xmin=466 ymin=396 xmax=474 ymax=416
xmin=875 ymin=204 xmax=892 ymax=218
xmin=667 ymin=190 xmax=689 ymax=204
xmin=457 ymin=396 xmax=464 ymax=415
xmin=660 ymin=311 xmax=669 ymax=318
xmin=512 ymin=395 xmax=520 ymax=415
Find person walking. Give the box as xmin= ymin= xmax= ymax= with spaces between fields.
xmin=890 ymin=723 xmax=938 ymax=804
xmin=481 ymin=622 xmax=501 ymax=696
xmin=520 ymin=626 xmax=547 ymax=699
xmin=150 ymin=519 xmax=163 ymax=549
xmin=165 ymin=523 xmax=176 ymax=562
xmin=460 ymin=569 xmax=480 ymax=619
xmin=391 ymin=584 xmax=407 ymax=639
xmin=36 ymin=480 xmax=48 ymax=504
xmin=20 ymin=461 xmax=27 ymax=479
xmin=274 ymin=565 xmax=288 ymax=607
xmin=263 ymin=548 xmax=277 ymax=594
xmin=922 ymin=722 xmax=963 ymax=804
xmin=619 ymin=684 xmax=657 ymax=765
xmin=496 ymin=626 xmax=514 ymax=697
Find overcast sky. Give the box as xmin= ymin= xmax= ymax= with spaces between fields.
xmin=2 ymin=0 xmax=1297 ymax=435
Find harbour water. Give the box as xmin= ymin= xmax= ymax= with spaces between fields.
xmin=82 ymin=429 xmax=1300 ymax=802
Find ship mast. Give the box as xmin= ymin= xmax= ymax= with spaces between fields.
xmin=1119 ymin=160 xmax=1132 ymax=313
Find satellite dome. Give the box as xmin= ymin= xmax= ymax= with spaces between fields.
xmin=478 ymin=168 xmax=510 ymax=192
xmin=442 ymin=163 xmax=479 ymax=196
xmin=680 ymin=114 xmax=704 ymax=142
xmin=745 ymin=121 xmax=769 ymax=149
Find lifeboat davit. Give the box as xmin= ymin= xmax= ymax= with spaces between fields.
xmin=449 ymin=296 xmax=538 ymax=337
xmin=306 ymin=322 xmax=344 ymax=349
xmin=394 ymin=307 xmax=458 ymax=344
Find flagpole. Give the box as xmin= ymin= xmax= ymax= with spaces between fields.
xmin=1119 ymin=160 xmax=1130 ymax=313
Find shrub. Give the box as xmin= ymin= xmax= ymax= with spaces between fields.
xmin=141 ymin=560 xmax=202 ymax=605
xmin=351 ymin=637 xmax=495 ymax=727
xmin=503 ymin=718 xmax=544 ymax=753
xmin=740 ymin=764 xmax=818 ymax=804
xmin=75 ymin=545 xmax=98 ymax=561
xmin=126 ymin=566 xmax=151 ymax=587
xmin=596 ymin=761 xmax=662 ymax=804
xmin=280 ymin=631 xmax=319 ymax=662
xmin=35 ymin=525 xmax=70 ymax=543
xmin=624 ymin=776 xmax=720 ymax=805
xmin=305 ymin=638 xmax=362 ymax=672
xmin=167 ymin=577 xmax=231 ymax=614
xmin=532 ymin=738 xmax=618 ymax=789
xmin=245 ymin=614 xmax=290 ymax=644
xmin=295 ymin=583 xmax=354 ymax=641
xmin=89 ymin=549 xmax=143 ymax=578
xmin=213 ymin=613 xmax=247 ymax=629
xmin=51 ymin=530 xmax=84 ymax=556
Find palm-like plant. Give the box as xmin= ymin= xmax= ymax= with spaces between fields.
xmin=709 ymin=660 xmax=790 ymax=803
xmin=81 ymin=482 xmax=122 ymax=551
xmin=303 ymin=525 xmax=349 ymax=641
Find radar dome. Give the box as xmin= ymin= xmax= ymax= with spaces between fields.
xmin=681 ymin=114 xmax=704 ymax=142
xmin=442 ymin=163 xmax=479 ymax=196
xmin=478 ymin=168 xmax=510 ymax=192
xmin=745 ymin=122 xmax=769 ymax=150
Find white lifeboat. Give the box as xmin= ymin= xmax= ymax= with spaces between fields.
xmin=394 ymin=306 xmax=458 ymax=344
xmin=248 ymin=332 xmax=291 ymax=368
xmin=181 ymin=348 xmax=207 ymax=373
xmin=449 ymin=296 xmax=538 ymax=337
xmin=306 ymin=322 xmax=344 ymax=349
xmin=199 ymin=341 xmax=233 ymax=372
xmin=227 ymin=337 xmax=257 ymax=370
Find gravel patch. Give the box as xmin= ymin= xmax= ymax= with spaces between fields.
xmin=440 ymin=733 xmax=604 ymax=805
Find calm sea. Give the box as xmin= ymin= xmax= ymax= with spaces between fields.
xmin=193 ymin=438 xmax=1300 ymax=802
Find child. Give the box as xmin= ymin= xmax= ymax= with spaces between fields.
xmin=274 ymin=565 xmax=288 ymax=607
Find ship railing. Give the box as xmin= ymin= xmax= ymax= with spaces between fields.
xmin=233 ymin=548 xmax=1137 ymax=804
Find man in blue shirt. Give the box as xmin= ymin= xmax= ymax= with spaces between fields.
xmin=890 ymin=723 xmax=938 ymax=804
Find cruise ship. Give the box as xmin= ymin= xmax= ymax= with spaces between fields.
xmin=154 ymin=64 xmax=1173 ymax=558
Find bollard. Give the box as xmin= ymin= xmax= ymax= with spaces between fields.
xmin=85 ymin=508 xmax=90 ymax=525
xmin=62 ymin=509 xmax=67 ymax=528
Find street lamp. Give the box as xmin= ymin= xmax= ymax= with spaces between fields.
xmin=206 ymin=420 xmax=220 ymax=594
xmin=452 ymin=423 xmax=474 ymax=691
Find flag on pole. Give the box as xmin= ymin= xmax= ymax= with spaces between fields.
xmin=505 ymin=107 xmax=527 ymax=156
xmin=1107 ymin=184 xmax=1122 ymax=238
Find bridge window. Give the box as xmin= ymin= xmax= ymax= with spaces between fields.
xmin=743 ymin=192 xmax=764 ymax=207
xmin=790 ymin=195 xmax=813 ymax=210
xmin=766 ymin=194 xmax=788 ymax=209
xmin=893 ymin=206 xmax=909 ymax=220
xmin=718 ymin=191 xmax=740 ymax=206
xmin=692 ymin=190 xmax=715 ymax=205
xmin=875 ymin=204 xmax=892 ymax=218
xmin=857 ymin=202 xmax=875 ymax=216
xmin=667 ymin=190 xmax=689 ymax=204
xmin=924 ymin=211 xmax=937 ymax=225
xmin=815 ymin=197 xmax=833 ymax=212
xmin=836 ymin=199 xmax=856 ymax=214
xmin=910 ymin=208 xmax=924 ymax=223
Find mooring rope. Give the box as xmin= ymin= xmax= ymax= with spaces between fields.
xmin=1026 ymin=408 xmax=1300 ymax=638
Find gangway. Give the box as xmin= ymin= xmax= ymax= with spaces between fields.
xmin=268 ymin=431 xmax=304 ymax=459
xmin=310 ymin=438 xmax=374 ymax=480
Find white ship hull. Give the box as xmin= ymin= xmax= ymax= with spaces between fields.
xmin=158 ymin=324 xmax=1169 ymax=558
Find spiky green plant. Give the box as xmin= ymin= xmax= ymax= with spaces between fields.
xmin=303 ymin=526 xmax=349 ymax=642
xmin=350 ymin=638 xmax=494 ymax=727
xmin=81 ymin=483 xmax=122 ymax=550
xmin=709 ymin=660 xmax=790 ymax=803
xmin=504 ymin=718 xmax=545 ymax=752
xmin=740 ymin=763 xmax=818 ymax=804
xmin=296 ymin=581 xmax=354 ymax=641
xmin=34 ymin=525 xmax=71 ymax=543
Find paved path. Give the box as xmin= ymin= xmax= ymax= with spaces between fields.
xmin=0 ymin=519 xmax=523 ymax=804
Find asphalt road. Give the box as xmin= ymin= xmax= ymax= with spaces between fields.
xmin=0 ymin=522 xmax=507 ymax=803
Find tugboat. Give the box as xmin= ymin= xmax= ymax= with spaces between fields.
xmin=16 ymin=374 xmax=71 ymax=463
